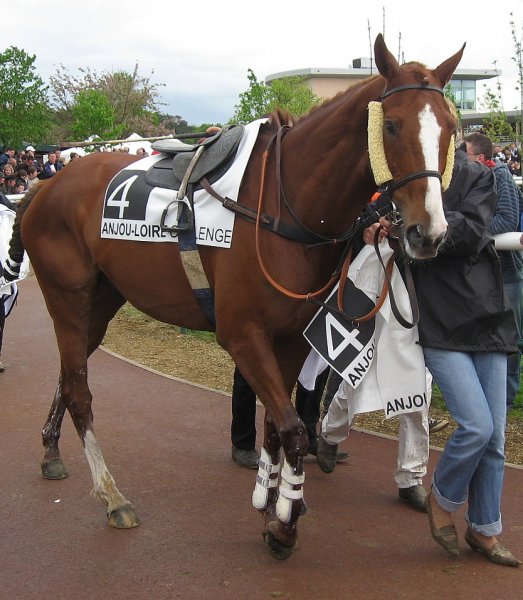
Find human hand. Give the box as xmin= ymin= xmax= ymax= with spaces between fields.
xmin=363 ymin=217 xmax=392 ymax=245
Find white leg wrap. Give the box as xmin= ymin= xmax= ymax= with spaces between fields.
xmin=276 ymin=459 xmax=305 ymax=523
xmin=252 ymin=447 xmax=280 ymax=510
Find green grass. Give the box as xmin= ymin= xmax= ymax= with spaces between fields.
xmin=116 ymin=303 xmax=523 ymax=421
xmin=114 ymin=303 xmax=217 ymax=341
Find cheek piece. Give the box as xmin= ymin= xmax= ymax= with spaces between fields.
xmin=367 ymin=101 xmax=455 ymax=191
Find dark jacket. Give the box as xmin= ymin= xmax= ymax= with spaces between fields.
xmin=489 ymin=162 xmax=523 ymax=283
xmin=0 ymin=191 xmax=15 ymax=210
xmin=412 ymin=152 xmax=517 ymax=353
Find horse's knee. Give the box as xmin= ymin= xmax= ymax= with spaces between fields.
xmin=279 ymin=415 xmax=309 ymax=460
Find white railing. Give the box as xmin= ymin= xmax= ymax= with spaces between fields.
xmin=5 ymin=194 xmax=24 ymax=204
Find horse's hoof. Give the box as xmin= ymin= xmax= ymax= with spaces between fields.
xmin=41 ymin=458 xmax=69 ymax=480
xmin=263 ymin=521 xmax=298 ymax=560
xmin=300 ymin=497 xmax=308 ymax=516
xmin=107 ymin=504 xmax=141 ymax=529
xmin=263 ymin=529 xmax=298 ymax=560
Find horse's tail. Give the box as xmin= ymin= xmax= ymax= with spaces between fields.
xmin=2 ymin=183 xmax=42 ymax=281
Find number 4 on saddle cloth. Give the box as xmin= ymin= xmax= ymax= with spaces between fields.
xmin=100 ymin=121 xmax=267 ymax=249
xmin=100 ymin=121 xmax=264 ymax=327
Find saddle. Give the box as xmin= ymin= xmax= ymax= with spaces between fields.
xmin=148 ymin=125 xmax=245 ymax=326
xmin=147 ymin=124 xmax=244 ymax=191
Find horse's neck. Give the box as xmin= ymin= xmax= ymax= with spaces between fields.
xmin=280 ymin=84 xmax=381 ymax=235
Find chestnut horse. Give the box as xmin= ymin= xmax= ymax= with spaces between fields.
xmin=5 ymin=35 xmax=464 ymax=559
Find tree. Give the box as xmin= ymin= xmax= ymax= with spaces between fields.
xmin=0 ymin=46 xmax=51 ymax=148
xmin=269 ymin=76 xmax=321 ymax=117
xmin=48 ymin=62 xmax=166 ymax=140
xmin=231 ymin=69 xmax=320 ymax=124
xmin=71 ymin=89 xmax=123 ymax=141
xmin=480 ymin=85 xmax=514 ymax=142
xmin=231 ymin=69 xmax=273 ymax=124
xmin=510 ymin=13 xmax=523 ymax=145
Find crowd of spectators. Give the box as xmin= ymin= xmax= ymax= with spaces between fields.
xmin=493 ymin=142 xmax=522 ymax=176
xmin=1 ymin=145 xmax=51 ymax=195
xmin=0 ymin=143 xmax=151 ymax=197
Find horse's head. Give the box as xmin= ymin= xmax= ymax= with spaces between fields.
xmin=371 ymin=34 xmax=465 ymax=259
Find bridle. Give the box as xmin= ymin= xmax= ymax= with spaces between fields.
xmin=253 ymin=82 xmax=448 ymax=325
xmin=374 ymin=82 xmax=447 ymax=195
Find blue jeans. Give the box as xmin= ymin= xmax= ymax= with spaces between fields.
xmin=423 ymin=348 xmax=507 ymax=537
xmin=503 ymin=279 xmax=522 ymax=409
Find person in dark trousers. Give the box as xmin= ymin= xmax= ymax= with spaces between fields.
xmin=230 ymin=366 xmax=348 ymax=468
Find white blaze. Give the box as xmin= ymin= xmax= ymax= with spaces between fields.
xmin=418 ymin=104 xmax=448 ymax=237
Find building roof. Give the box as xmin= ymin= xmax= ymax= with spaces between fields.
xmin=265 ymin=66 xmax=499 ymax=85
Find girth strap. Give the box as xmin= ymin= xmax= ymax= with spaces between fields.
xmin=177 ymin=186 xmax=216 ymax=328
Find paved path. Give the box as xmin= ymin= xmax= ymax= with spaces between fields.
xmin=1 ymin=277 xmax=522 ymax=599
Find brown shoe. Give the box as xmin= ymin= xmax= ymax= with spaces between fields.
xmin=425 ymin=491 xmax=459 ymax=556
xmin=0 ymin=360 xmax=5 ymax=372
xmin=465 ymin=527 xmax=521 ymax=567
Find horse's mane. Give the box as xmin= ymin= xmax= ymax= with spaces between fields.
xmin=294 ymin=74 xmax=384 ymax=124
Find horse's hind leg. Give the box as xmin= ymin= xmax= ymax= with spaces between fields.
xmin=41 ymin=277 xmax=138 ymax=527
xmin=83 ymin=279 xmax=139 ymax=527
xmin=41 ymin=276 xmax=125 ymax=481
xmin=41 ymin=376 xmax=69 ymax=479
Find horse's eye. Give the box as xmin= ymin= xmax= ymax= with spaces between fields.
xmin=384 ymin=120 xmax=396 ymax=136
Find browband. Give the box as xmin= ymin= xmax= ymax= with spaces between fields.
xmin=381 ymin=84 xmax=444 ymax=100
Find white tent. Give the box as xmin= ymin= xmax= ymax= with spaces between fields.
xmin=114 ymin=133 xmax=153 ymax=155
xmin=60 ymin=147 xmax=87 ymax=162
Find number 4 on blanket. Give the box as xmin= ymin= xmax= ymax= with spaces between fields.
xmin=303 ymin=280 xmax=376 ymax=388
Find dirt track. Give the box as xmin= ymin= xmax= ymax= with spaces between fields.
xmin=1 ymin=278 xmax=522 ymax=599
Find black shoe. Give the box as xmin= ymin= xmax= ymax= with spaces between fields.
xmin=231 ymin=446 xmax=259 ymax=469
xmin=399 ymin=484 xmax=428 ymax=512
xmin=428 ymin=417 xmax=449 ymax=434
xmin=316 ymin=436 xmax=339 ymax=473
xmin=308 ymin=443 xmax=349 ymax=461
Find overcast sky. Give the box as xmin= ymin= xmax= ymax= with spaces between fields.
xmin=7 ymin=1 xmax=523 ymax=125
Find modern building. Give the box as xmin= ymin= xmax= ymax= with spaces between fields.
xmin=266 ymin=59 xmax=515 ymax=137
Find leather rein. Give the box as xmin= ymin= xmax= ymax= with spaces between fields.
xmin=204 ymin=83 xmax=445 ymax=327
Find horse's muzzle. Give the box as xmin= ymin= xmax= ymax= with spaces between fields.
xmin=405 ymin=224 xmax=447 ymax=259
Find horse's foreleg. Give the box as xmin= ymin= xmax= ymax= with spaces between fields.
xmin=253 ymin=412 xmax=305 ymax=560
xmin=228 ymin=333 xmax=309 ymax=559
xmin=253 ymin=413 xmax=281 ymax=520
xmin=41 ymin=376 xmax=69 ymax=480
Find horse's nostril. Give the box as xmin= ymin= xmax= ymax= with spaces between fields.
xmin=406 ymin=224 xmax=425 ymax=248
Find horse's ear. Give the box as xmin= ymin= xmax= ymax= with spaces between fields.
xmin=374 ymin=33 xmax=400 ymax=80
xmin=434 ymin=43 xmax=466 ymax=86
